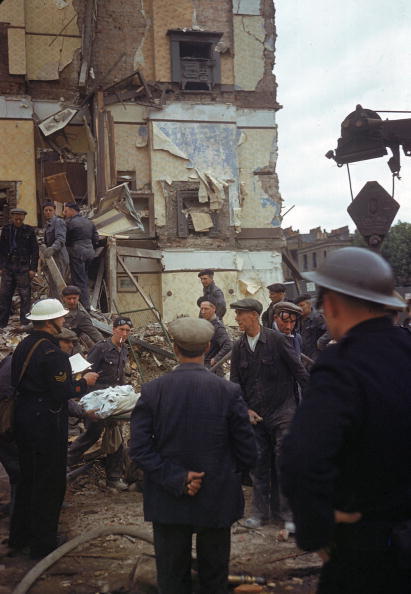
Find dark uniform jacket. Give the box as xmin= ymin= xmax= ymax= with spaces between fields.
xmin=262 ymin=302 xmax=275 ymax=329
xmin=201 ymin=281 xmax=226 ymax=319
xmin=11 ymin=330 xmax=87 ymax=449
xmin=0 ymin=224 xmax=39 ymax=272
xmin=130 ymin=363 xmax=257 ymax=527
xmin=65 ymin=214 xmax=99 ymax=261
xmin=298 ymin=310 xmax=327 ymax=360
xmin=205 ymin=317 xmax=232 ymax=368
xmin=64 ymin=305 xmax=103 ymax=344
xmin=230 ymin=326 xmax=309 ymax=421
xmin=44 ymin=216 xmax=69 ymax=277
xmin=87 ymin=338 xmax=128 ymax=389
xmin=281 ymin=317 xmax=411 ymax=552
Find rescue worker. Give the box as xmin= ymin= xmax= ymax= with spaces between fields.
xmin=8 ymin=299 xmax=98 ymax=559
xmin=262 ymin=283 xmax=286 ymax=329
xmin=0 ymin=208 xmax=39 ymax=328
xmin=272 ymin=301 xmax=303 ymax=358
xmin=67 ymin=317 xmax=132 ymax=491
xmin=198 ymin=297 xmax=232 ymax=376
xmin=281 ymin=247 xmax=411 ymax=594
xmin=130 ymin=317 xmax=257 ymax=594
xmin=196 ymin=269 xmax=226 ymax=320
xmin=229 ymin=298 xmax=309 ymax=535
xmin=42 ymin=201 xmax=70 ymax=282
xmin=64 ymin=201 xmax=99 ymax=311
xmin=61 ymin=285 xmax=103 ymax=349
xmin=294 ymin=293 xmax=328 ymax=361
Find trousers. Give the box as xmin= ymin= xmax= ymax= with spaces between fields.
xmin=69 ymin=256 xmax=93 ymax=311
xmin=9 ymin=403 xmax=68 ymax=558
xmin=68 ymin=418 xmax=124 ymax=480
xmin=251 ymin=401 xmax=295 ymax=523
xmin=0 ymin=269 xmax=31 ymax=326
xmin=153 ymin=523 xmax=231 ymax=594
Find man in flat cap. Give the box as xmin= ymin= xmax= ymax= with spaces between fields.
xmin=42 ymin=201 xmax=70 ymax=284
xmin=262 ymin=283 xmax=286 ymax=329
xmin=198 ymin=297 xmax=232 ymax=376
xmin=63 ymin=202 xmax=100 ymax=311
xmin=130 ymin=317 xmax=257 ymax=594
xmin=281 ymin=247 xmax=411 ymax=594
xmin=62 ymin=285 xmax=103 ymax=350
xmin=229 ymin=298 xmax=309 ymax=535
xmin=197 ymin=269 xmax=226 ymax=320
xmin=0 ymin=208 xmax=39 ymax=327
xmin=294 ymin=293 xmax=328 ymax=362
xmin=273 ymin=301 xmax=303 ymax=358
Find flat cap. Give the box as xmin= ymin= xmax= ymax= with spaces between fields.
xmin=113 ymin=316 xmax=133 ymax=328
xmin=294 ymin=293 xmax=312 ymax=305
xmin=168 ymin=317 xmax=214 ymax=351
xmin=10 ymin=208 xmax=27 ymax=215
xmin=62 ymin=285 xmax=81 ymax=296
xmin=64 ymin=201 xmax=80 ymax=211
xmin=273 ymin=301 xmax=303 ymax=315
xmin=58 ymin=327 xmax=78 ymax=341
xmin=230 ymin=298 xmax=263 ymax=314
xmin=267 ymin=283 xmax=286 ymax=293
xmin=198 ymin=269 xmax=214 ymax=277
xmin=42 ymin=201 xmax=55 ymax=209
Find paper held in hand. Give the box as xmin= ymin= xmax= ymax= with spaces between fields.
xmin=69 ymin=353 xmax=92 ymax=374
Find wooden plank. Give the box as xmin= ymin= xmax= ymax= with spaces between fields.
xmin=117 ymin=255 xmax=160 ymax=321
xmin=96 ymin=90 xmax=106 ymax=198
xmin=235 ymin=227 xmax=283 ymax=239
xmin=116 ymin=246 xmax=161 ymax=259
xmin=107 ymin=236 xmax=118 ymax=312
xmin=106 ymin=111 xmax=117 ymax=187
xmin=44 ymin=172 xmax=75 ymax=204
xmin=90 ymin=253 xmax=105 ymax=309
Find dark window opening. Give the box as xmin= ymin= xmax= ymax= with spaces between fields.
xmin=323 ymin=250 xmax=327 ymax=258
xmin=303 ymin=254 xmax=308 ymax=271
xmin=176 ymin=189 xmax=219 ymax=238
xmin=168 ymin=30 xmax=222 ymax=91
xmin=312 ymin=252 xmax=317 ymax=268
xmin=0 ymin=182 xmax=17 ymax=227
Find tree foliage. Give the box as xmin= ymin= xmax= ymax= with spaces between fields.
xmin=354 ymin=221 xmax=411 ymax=286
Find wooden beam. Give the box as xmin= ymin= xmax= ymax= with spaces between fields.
xmin=107 ymin=236 xmax=118 ymax=312
xmin=91 ymin=252 xmax=105 ymax=309
xmin=117 ymin=255 xmax=160 ymax=322
xmin=116 ymin=246 xmax=161 ymax=259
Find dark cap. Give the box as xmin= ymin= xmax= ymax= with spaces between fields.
xmin=197 ymin=296 xmax=217 ymax=308
xmin=294 ymin=293 xmax=312 ymax=305
xmin=168 ymin=317 xmax=214 ymax=351
xmin=62 ymin=285 xmax=81 ymax=296
xmin=230 ymin=298 xmax=263 ymax=314
xmin=58 ymin=327 xmax=79 ymax=341
xmin=64 ymin=201 xmax=80 ymax=211
xmin=198 ymin=269 xmax=214 ymax=277
xmin=42 ymin=201 xmax=55 ymax=209
xmin=267 ymin=283 xmax=286 ymax=293
xmin=113 ymin=316 xmax=133 ymax=328
xmin=273 ymin=301 xmax=303 ymax=316
xmin=10 ymin=208 xmax=27 ymax=215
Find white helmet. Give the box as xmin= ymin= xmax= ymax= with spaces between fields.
xmin=26 ymin=299 xmax=69 ymax=321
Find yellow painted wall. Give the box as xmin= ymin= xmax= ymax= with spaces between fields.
xmin=233 ymin=15 xmax=265 ymax=91
xmin=0 ymin=120 xmax=36 ymax=225
xmin=161 ymin=270 xmax=240 ymax=325
xmin=237 ymin=127 xmax=280 ymax=228
xmin=114 ymin=124 xmax=151 ymax=190
xmin=0 ymin=0 xmax=25 ymax=26
xmin=152 ymin=0 xmax=193 ymax=81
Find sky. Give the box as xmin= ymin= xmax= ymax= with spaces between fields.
xmin=275 ymin=0 xmax=411 ymax=233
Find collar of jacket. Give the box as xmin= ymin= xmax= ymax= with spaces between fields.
xmin=173 ymin=362 xmax=206 ymax=372
xmin=344 ymin=315 xmax=393 ymax=338
xmin=239 ymin=325 xmax=267 ymax=346
xmin=28 ymin=329 xmax=59 ymax=345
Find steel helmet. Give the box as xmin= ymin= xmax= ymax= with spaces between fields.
xmin=302 ymin=247 xmax=405 ymax=311
xmin=26 ymin=299 xmax=69 ymax=321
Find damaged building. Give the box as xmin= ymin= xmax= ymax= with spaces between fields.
xmin=0 ymin=0 xmax=284 ymax=324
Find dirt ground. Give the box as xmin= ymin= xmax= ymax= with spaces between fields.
xmin=0 ymin=456 xmax=320 ymax=594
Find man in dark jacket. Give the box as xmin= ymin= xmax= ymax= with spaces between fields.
xmin=281 ymin=247 xmax=411 ymax=594
xmin=68 ymin=317 xmax=131 ymax=490
xmin=262 ymin=283 xmax=286 ymax=329
xmin=64 ymin=202 xmax=99 ymax=311
xmin=130 ymin=317 xmax=257 ymax=594
xmin=197 ymin=269 xmax=226 ymax=319
xmin=0 ymin=208 xmax=39 ymax=327
xmin=198 ymin=297 xmax=232 ymax=376
xmin=8 ymin=299 xmax=97 ymax=559
xmin=230 ymin=298 xmax=309 ymax=533
xmin=294 ymin=293 xmax=327 ymax=361
xmin=62 ymin=285 xmax=103 ymax=349
xmin=42 ymin=201 xmax=70 ymax=282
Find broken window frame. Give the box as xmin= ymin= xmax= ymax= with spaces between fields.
xmin=176 ymin=189 xmax=220 ymax=238
xmin=167 ymin=30 xmax=223 ymax=91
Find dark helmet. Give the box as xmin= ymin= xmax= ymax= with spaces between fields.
xmin=302 ymin=247 xmax=405 ymax=310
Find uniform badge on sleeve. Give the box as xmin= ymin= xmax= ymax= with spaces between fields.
xmin=54 ymin=371 xmax=67 ymax=382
